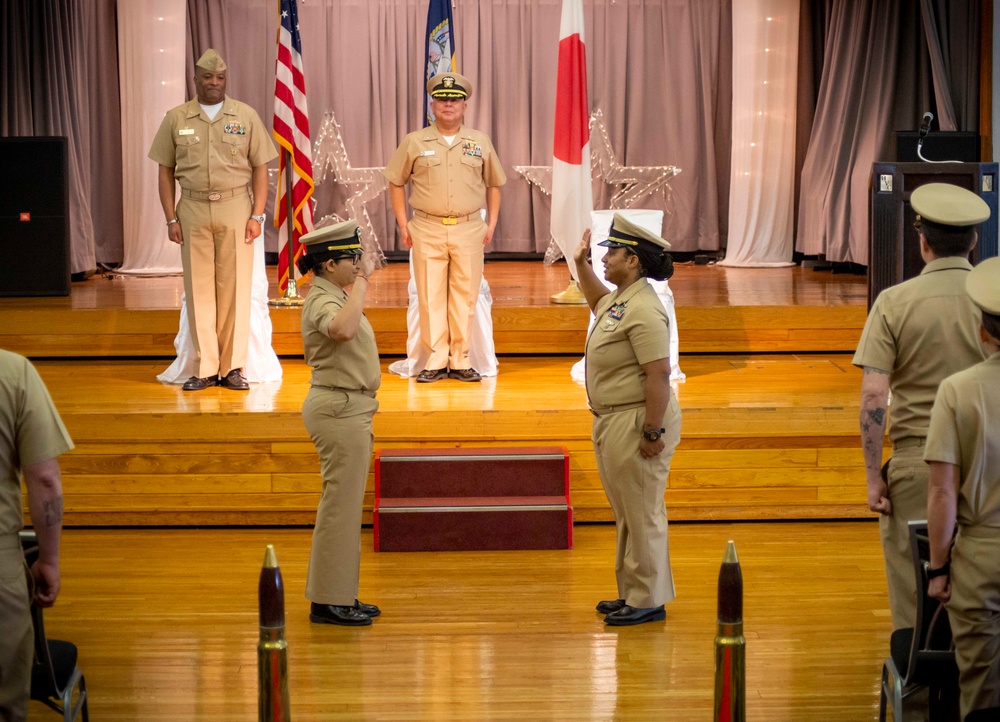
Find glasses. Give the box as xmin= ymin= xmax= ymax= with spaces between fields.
xmin=337 ymin=255 xmax=361 ymax=267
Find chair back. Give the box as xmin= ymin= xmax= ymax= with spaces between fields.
xmin=905 ymin=521 xmax=957 ymax=686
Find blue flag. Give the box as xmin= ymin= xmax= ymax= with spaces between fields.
xmin=424 ymin=0 xmax=456 ymax=126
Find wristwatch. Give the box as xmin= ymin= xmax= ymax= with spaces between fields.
xmin=165 ymin=219 xmax=179 ymax=226
xmin=642 ymin=428 xmax=665 ymax=442
xmin=927 ymin=561 xmax=950 ymax=579
xmin=251 ymin=214 xmax=266 ymax=225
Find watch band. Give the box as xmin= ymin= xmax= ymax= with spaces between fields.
xmin=166 ymin=219 xmax=179 ymax=226
xmin=251 ymin=214 xmax=266 ymax=224
xmin=927 ymin=561 xmax=950 ymax=579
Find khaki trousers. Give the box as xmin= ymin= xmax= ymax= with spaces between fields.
xmin=881 ymin=444 xmax=929 ymax=631
xmin=177 ymin=193 xmax=253 ymax=378
xmin=0 ymin=539 xmax=32 ymax=722
xmin=947 ymin=531 xmax=1000 ymax=719
xmin=592 ymin=395 xmax=681 ymax=608
xmin=408 ymin=214 xmax=485 ymax=371
xmin=303 ymin=388 xmax=378 ymax=606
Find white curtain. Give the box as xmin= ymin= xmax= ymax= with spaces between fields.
xmin=116 ymin=0 xmax=184 ymax=275
xmin=719 ymin=0 xmax=799 ymax=268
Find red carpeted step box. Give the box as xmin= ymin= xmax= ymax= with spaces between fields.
xmin=373 ymin=446 xmax=573 ymax=552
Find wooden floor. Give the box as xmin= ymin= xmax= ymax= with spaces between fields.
xmin=37 ymin=522 xmax=890 ymax=721
xmin=32 ymin=353 xmax=871 ymax=525
xmin=1 ymin=261 xmax=869 ymax=357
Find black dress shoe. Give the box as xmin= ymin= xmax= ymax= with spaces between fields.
xmin=604 ymin=604 xmax=666 ymax=626
xmin=309 ymin=602 xmax=372 ymax=626
xmin=182 ymin=375 xmax=217 ymax=391
xmin=449 ymin=368 xmax=481 ymax=382
xmin=416 ymin=368 xmax=448 ymax=383
xmin=218 ymin=368 xmax=249 ymax=390
xmin=354 ymin=599 xmax=381 ymax=617
xmin=596 ymin=598 xmax=627 ymax=614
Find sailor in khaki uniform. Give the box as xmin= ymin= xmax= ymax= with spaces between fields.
xmin=853 ymin=183 xmax=990 ymax=632
xmin=926 ymin=256 xmax=1000 ymax=719
xmin=572 ymin=214 xmax=681 ymax=626
xmin=385 ymin=72 xmax=506 ymax=383
xmin=0 ymin=350 xmax=72 ymax=721
xmin=298 ymin=221 xmax=382 ymax=627
xmin=148 ymin=49 xmax=277 ymax=391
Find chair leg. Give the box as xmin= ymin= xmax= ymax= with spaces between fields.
xmin=879 ymin=663 xmax=889 ymax=722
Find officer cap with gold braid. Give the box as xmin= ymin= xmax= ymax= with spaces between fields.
xmin=299 ymin=220 xmax=363 ymax=265
xmin=196 ymin=49 xmax=227 ymax=73
xmin=427 ymin=72 xmax=473 ymax=100
xmin=598 ymin=213 xmax=672 ymax=253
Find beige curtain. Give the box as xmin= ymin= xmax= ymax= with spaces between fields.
xmin=720 ymin=0 xmax=799 ymax=267
xmin=117 ymin=0 xmax=186 ymax=275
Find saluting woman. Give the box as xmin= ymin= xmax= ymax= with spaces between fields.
xmin=298 ymin=220 xmax=382 ymax=626
xmin=572 ymin=213 xmax=682 ymax=626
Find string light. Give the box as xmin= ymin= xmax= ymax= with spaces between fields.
xmin=514 ymin=108 xmax=680 ymax=264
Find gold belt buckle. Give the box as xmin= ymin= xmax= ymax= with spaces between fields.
xmin=207 ymin=192 xmax=222 ymax=201
xmin=442 ymin=216 xmax=458 ymax=225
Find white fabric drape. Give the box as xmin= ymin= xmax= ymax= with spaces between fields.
xmin=116 ymin=0 xmax=185 ymax=274
xmin=719 ymin=0 xmax=799 ymax=268
xmin=570 ymin=210 xmax=684 ymax=384
xmin=157 ymin=231 xmax=282 ymax=384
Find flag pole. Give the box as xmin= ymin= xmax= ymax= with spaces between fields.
xmin=269 ymin=148 xmax=304 ymax=307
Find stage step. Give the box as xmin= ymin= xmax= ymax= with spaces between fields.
xmin=373 ymin=447 xmax=573 ymax=551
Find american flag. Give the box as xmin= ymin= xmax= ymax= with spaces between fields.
xmin=273 ymin=0 xmax=314 ymax=292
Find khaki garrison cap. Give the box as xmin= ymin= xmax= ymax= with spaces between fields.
xmin=967 ymin=256 xmax=1000 ymax=315
xmin=300 ymin=220 xmax=363 ymax=260
xmin=911 ymin=183 xmax=990 ymax=227
xmin=427 ymin=72 xmax=472 ymax=100
xmin=599 ymin=213 xmax=672 ymax=253
xmin=196 ymin=49 xmax=227 ymax=72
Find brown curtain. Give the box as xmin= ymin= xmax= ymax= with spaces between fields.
xmin=795 ymin=0 xmax=980 ymax=264
xmin=0 ymin=0 xmax=122 ymax=273
xmin=183 ymin=0 xmax=733 ymax=254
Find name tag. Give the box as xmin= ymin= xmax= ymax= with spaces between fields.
xmin=178 ymin=128 xmax=195 ymax=136
xmin=419 ymin=150 xmax=436 ymax=157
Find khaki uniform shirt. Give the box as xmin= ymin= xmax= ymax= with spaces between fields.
xmin=302 ymin=277 xmax=381 ymax=394
xmin=147 ymin=96 xmax=277 ymax=191
xmin=925 ymin=352 xmax=1000 ymax=528
xmin=585 ymin=279 xmax=670 ymax=409
xmin=383 ymin=123 xmax=506 ymax=216
xmin=0 ymin=351 xmax=73 ymax=537
xmin=853 ymin=257 xmax=985 ymax=444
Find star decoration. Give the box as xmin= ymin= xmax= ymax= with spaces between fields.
xmin=514 ymin=107 xmax=681 ymax=263
xmin=311 ymin=110 xmax=389 ymax=264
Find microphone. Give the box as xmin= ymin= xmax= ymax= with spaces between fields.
xmin=919 ymin=111 xmax=934 ymax=139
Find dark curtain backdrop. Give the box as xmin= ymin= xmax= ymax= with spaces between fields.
xmin=796 ymin=0 xmax=980 ymax=264
xmin=1 ymin=0 xmax=986 ymax=268
xmin=183 ymin=0 xmax=733 ymax=254
xmin=1 ymin=0 xmax=122 ymax=273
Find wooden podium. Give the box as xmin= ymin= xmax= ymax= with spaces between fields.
xmin=869 ymin=162 xmax=999 ymax=306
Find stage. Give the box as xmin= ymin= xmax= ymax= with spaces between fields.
xmin=2 ymin=261 xmax=875 ymax=526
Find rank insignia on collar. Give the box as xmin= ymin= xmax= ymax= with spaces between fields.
xmin=609 ymin=303 xmax=626 ymax=321
xmin=224 ymin=122 xmax=246 ymax=135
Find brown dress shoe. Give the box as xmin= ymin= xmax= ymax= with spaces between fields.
xmin=416 ymin=368 xmax=448 ymax=383
xmin=219 ymin=369 xmax=249 ymax=390
xmin=182 ymin=375 xmax=217 ymax=391
xmin=449 ymin=368 xmax=481 ymax=382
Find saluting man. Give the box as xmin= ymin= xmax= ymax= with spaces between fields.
xmin=384 ymin=72 xmax=506 ymax=383
xmin=148 ymin=49 xmax=277 ymax=391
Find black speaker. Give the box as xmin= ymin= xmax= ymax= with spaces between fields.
xmin=894 ymin=131 xmax=981 ymax=163
xmin=0 ymin=136 xmax=70 ymax=296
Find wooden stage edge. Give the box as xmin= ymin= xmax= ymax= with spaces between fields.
xmin=1 ymin=261 xmax=870 ymax=357
xmin=28 ymin=354 xmax=874 ymax=528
